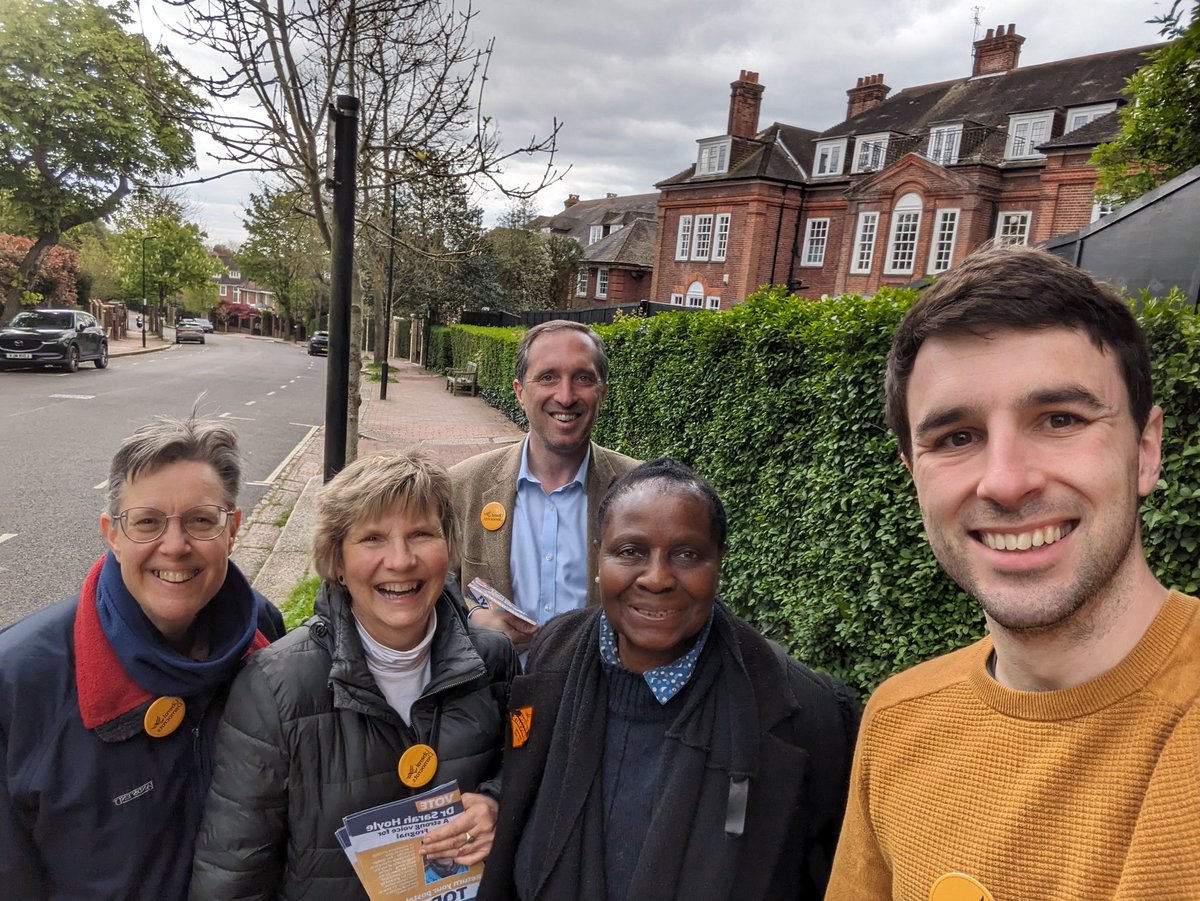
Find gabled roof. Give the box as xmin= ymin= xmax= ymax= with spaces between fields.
xmin=820 ymin=43 xmax=1160 ymax=140
xmin=1042 ymin=109 xmax=1122 ymax=149
xmin=582 ymin=218 xmax=657 ymax=269
xmin=531 ymin=193 xmax=658 ymax=244
xmin=657 ymin=122 xmax=819 ymax=189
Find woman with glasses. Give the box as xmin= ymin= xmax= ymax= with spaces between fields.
xmin=190 ymin=451 xmax=518 ymax=899
xmin=0 ymin=415 xmax=284 ymax=900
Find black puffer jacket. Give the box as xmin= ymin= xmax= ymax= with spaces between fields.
xmin=189 ymin=580 xmax=518 ymax=900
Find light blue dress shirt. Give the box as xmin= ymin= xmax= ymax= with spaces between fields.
xmin=509 ymin=438 xmax=591 ymax=626
xmin=598 ymin=609 xmax=715 ymax=704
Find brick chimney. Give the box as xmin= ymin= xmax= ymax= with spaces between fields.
xmin=846 ymin=74 xmax=889 ymax=120
xmin=972 ymin=23 xmax=1025 ymax=76
xmin=727 ymin=70 xmax=764 ymax=139
xmin=564 ymin=194 xmax=580 ymax=208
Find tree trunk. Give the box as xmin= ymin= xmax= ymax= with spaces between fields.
xmin=3 ymin=232 xmax=59 ymax=321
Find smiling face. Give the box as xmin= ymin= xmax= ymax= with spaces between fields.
xmin=514 ymin=329 xmax=607 ymax=463
xmin=598 ymin=483 xmax=724 ymax=673
xmin=101 ymin=460 xmax=241 ymax=646
xmin=904 ymin=327 xmax=1162 ymax=634
xmin=338 ymin=506 xmax=449 ymax=651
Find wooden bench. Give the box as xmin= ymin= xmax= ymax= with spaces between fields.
xmin=445 ymin=361 xmax=478 ymax=396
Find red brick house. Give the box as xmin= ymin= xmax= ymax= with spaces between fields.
xmin=652 ymin=29 xmax=1163 ymax=306
xmin=531 ymin=193 xmax=658 ymax=307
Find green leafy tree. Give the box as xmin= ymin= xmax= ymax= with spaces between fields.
xmin=237 ymin=187 xmax=326 ymax=334
xmin=486 ymin=198 xmax=554 ymax=312
xmin=1092 ymin=2 xmax=1200 ymax=203
xmin=0 ymin=0 xmax=205 ymax=321
xmin=65 ymin=221 xmax=122 ymax=303
xmin=112 ymin=194 xmax=220 ymax=314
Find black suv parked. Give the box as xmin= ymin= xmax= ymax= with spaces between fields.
xmin=308 ymin=331 xmax=329 ymax=356
xmin=0 ymin=309 xmax=108 ymax=372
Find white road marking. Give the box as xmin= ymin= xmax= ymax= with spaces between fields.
xmin=219 ymin=412 xmax=255 ymax=421
xmin=49 ymin=394 xmax=95 ymax=400
xmin=0 ymin=533 xmax=16 ymax=546
xmin=244 ymin=400 xmax=256 ymax=406
xmin=246 ymin=426 xmax=319 ymax=486
xmin=94 ymin=480 xmax=108 ymax=490
xmin=267 ymin=391 xmax=276 ymax=396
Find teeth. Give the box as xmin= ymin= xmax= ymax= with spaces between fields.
xmin=154 ymin=570 xmax=197 ymax=583
xmin=632 ymin=607 xmax=674 ymax=620
xmin=378 ymin=582 xmax=419 ymax=595
xmin=981 ymin=524 xmax=1069 ymax=551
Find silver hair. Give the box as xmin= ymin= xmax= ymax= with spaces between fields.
xmin=105 ymin=413 xmax=242 ymax=516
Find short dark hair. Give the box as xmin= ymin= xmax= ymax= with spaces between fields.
xmin=885 ymin=243 xmax=1153 ymax=459
xmin=514 ymin=320 xmax=609 ymax=385
xmin=598 ymin=458 xmax=727 ymax=550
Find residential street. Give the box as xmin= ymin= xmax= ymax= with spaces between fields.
xmin=0 ymin=334 xmax=325 ymax=627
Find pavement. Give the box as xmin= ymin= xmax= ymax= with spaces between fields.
xmin=108 ymin=333 xmax=523 ymax=610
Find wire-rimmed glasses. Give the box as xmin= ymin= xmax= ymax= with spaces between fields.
xmin=113 ymin=505 xmax=234 ymax=543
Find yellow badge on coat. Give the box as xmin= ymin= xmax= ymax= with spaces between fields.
xmin=480 ymin=502 xmax=506 ymax=531
xmin=143 ymin=696 xmax=185 ymax=738
xmin=398 ymin=744 xmax=438 ymax=788
xmin=510 ymin=706 xmax=533 ymax=748
xmin=928 ymin=873 xmax=995 ymax=901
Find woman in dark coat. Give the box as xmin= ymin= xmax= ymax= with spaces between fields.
xmin=191 ymin=451 xmax=518 ymax=899
xmin=480 ymin=459 xmax=859 ymax=901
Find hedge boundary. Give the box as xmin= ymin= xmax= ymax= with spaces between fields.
xmin=437 ymin=288 xmax=1200 ymax=695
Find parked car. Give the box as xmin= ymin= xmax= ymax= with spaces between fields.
xmin=175 ymin=321 xmax=206 ymax=344
xmin=193 ymin=318 xmax=215 ymax=333
xmin=308 ymin=331 xmax=329 ymax=355
xmin=0 ymin=309 xmax=108 ymax=372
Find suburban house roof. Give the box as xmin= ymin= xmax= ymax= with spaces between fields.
xmin=581 ymin=218 xmax=657 ymax=270
xmin=532 ymin=193 xmax=658 ymax=245
xmin=656 ymin=122 xmax=820 ymax=188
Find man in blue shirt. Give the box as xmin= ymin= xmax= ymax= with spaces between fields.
xmin=450 ymin=321 xmax=639 ymax=653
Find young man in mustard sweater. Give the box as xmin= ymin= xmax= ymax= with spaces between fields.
xmin=826 ymin=244 xmax=1200 ymax=901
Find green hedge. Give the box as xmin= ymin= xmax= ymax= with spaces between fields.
xmin=441 ymin=289 xmax=1200 ymax=695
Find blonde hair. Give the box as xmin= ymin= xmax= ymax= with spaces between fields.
xmin=311 ymin=450 xmax=458 ymax=581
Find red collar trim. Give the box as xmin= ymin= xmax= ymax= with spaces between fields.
xmin=74 ymin=556 xmax=273 ymax=730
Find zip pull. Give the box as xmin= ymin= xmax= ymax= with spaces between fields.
xmin=725 ymin=776 xmax=748 ymax=836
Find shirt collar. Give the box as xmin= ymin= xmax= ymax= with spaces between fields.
xmin=517 ymin=435 xmax=591 ymax=489
xmin=598 ymin=608 xmax=715 ymax=705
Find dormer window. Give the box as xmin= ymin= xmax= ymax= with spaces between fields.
xmin=1006 ymin=111 xmax=1053 ymax=160
xmin=588 ymin=225 xmax=604 ymax=245
xmin=697 ymin=138 xmax=731 ymax=175
xmin=815 ymin=139 xmax=847 ymax=177
xmin=852 ymin=134 xmax=889 ymax=173
xmin=1066 ymin=102 xmax=1117 ymax=133
xmin=927 ymin=124 xmax=963 ymax=165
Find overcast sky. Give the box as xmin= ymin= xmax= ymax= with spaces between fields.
xmin=143 ymin=0 xmax=1169 ymax=247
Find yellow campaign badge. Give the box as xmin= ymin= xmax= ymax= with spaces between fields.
xmin=143 ymin=696 xmax=186 ymax=738
xmin=398 ymin=744 xmax=438 ymax=788
xmin=480 ymin=502 xmax=506 ymax=531
xmin=510 ymin=706 xmax=533 ymax=749
xmin=928 ymin=873 xmax=995 ymax=901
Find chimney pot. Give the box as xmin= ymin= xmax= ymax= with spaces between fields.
xmin=846 ymin=72 xmax=890 ymax=119
xmin=564 ymin=194 xmax=580 ymax=208
xmin=973 ymin=23 xmax=1024 ymax=76
xmin=727 ymin=69 xmax=765 ymax=138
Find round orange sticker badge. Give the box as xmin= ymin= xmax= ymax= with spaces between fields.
xmin=143 ymin=696 xmax=186 ymax=738
xmin=398 ymin=744 xmax=438 ymax=788
xmin=480 ymin=502 xmax=506 ymax=532
xmin=928 ymin=873 xmax=995 ymax=901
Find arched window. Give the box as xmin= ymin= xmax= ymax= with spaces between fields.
xmin=686 ymin=281 xmax=705 ymax=308
xmin=884 ymin=193 xmax=923 ymax=275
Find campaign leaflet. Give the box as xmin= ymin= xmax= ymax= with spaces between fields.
xmin=467 ymin=577 xmax=538 ymax=627
xmin=337 ymin=780 xmax=482 ymax=901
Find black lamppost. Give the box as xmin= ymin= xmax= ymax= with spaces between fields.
xmin=380 ymin=182 xmax=398 ymax=401
xmin=140 ymin=235 xmax=158 ymax=348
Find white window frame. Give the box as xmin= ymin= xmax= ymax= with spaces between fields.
xmin=609 ymin=223 xmax=624 ymax=233
xmin=814 ymin=139 xmax=847 ymax=176
xmin=675 ymin=215 xmax=692 ymax=260
xmin=692 ymin=214 xmax=714 ymax=261
xmin=685 ymin=281 xmax=705 ymax=308
xmin=705 ymin=296 xmax=720 ymax=310
xmin=1006 ymin=111 xmax=1053 ymax=159
xmin=228 ymin=270 xmax=240 ymax=280
xmin=1091 ymin=198 xmax=1119 ymax=222
xmin=801 ymin=218 xmax=830 ymax=267
xmin=850 ymin=212 xmax=879 ymax=275
xmin=1067 ymin=102 xmax=1117 ymax=133
xmin=713 ymin=214 xmax=731 ymax=262
xmin=575 ymin=268 xmax=588 ymax=297
xmin=884 ymin=193 xmax=923 ymax=276
xmin=588 ymin=225 xmax=604 ymax=245
xmin=927 ymin=208 xmax=959 ymax=274
xmin=927 ymin=124 xmax=963 ymax=166
xmin=852 ymin=133 xmax=889 ymax=173
xmin=996 ymin=211 xmax=1031 ymax=245
xmin=219 ymin=284 xmax=227 ymax=296
xmin=596 ymin=268 xmax=609 ymax=299
xmin=670 ymin=293 xmax=684 ymax=305
xmin=697 ymin=138 xmax=732 ymax=175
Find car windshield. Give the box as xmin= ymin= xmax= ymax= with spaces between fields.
xmin=11 ymin=312 xmax=72 ymax=329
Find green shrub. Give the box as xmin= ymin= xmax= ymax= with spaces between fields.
xmin=441 ymin=289 xmax=1200 ymax=695
xmin=281 ymin=574 xmax=321 ymax=631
